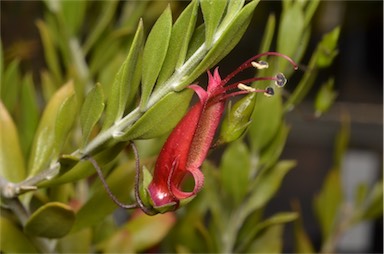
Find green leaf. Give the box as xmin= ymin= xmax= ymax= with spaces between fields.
xmin=277 ymin=1 xmax=304 ymax=71
xmin=303 ymin=0 xmax=320 ymax=28
xmin=314 ymin=77 xmax=338 ymax=117
xmin=72 ymin=161 xmax=136 ymax=232
xmin=39 ymin=142 xmax=125 ymax=187
xmin=54 ymin=91 xmax=78 ymax=151
xmin=82 ymin=1 xmax=119 ymax=54
xmin=358 ymin=181 xmax=383 ymax=221
xmin=220 ymin=140 xmax=251 ymax=205
xmin=60 ymin=0 xmax=87 ymax=36
xmin=333 ymin=113 xmax=350 ymax=168
xmin=40 ymin=70 xmax=58 ymax=102
xmin=219 ymin=0 xmax=245 ymax=27
xmin=140 ymin=6 xmax=172 ymax=110
xmin=120 ymin=89 xmax=193 ymax=140
xmin=0 ymin=102 xmax=26 ymax=183
xmin=80 ymin=83 xmax=105 ymax=146
xmin=1 ymin=59 xmax=21 ymax=113
xmin=100 ymin=212 xmax=176 ymax=253
xmin=57 ymin=228 xmax=92 ymax=253
xmin=313 ymin=169 xmax=343 ymax=240
xmin=201 ymin=0 xmax=227 ymax=47
xmin=237 ymin=212 xmax=298 ymax=252
xmin=102 ymin=20 xmax=144 ymax=130
xmin=156 ymin=0 xmax=199 ymax=87
xmin=28 ymin=81 xmax=75 ymax=177
xmin=19 ymin=73 xmax=40 ymax=158
xmin=246 ymin=160 xmax=296 ymax=213
xmin=24 ymin=202 xmax=75 ymax=238
xmin=292 ymin=201 xmax=315 ymax=253
xmin=317 ymin=26 xmax=340 ymax=68
xmin=258 ymin=122 xmax=290 ymax=169
xmin=248 ymin=90 xmax=283 ymax=153
xmin=178 ymin=0 xmax=259 ymax=90
xmin=36 ymin=20 xmax=62 ymax=83
xmin=258 ymin=14 xmax=276 ymax=54
xmin=0 ymin=217 xmax=38 ymax=253
xmin=245 ymin=224 xmax=284 ymax=253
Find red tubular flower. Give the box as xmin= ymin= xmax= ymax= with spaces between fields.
xmin=147 ymin=52 xmax=298 ymax=211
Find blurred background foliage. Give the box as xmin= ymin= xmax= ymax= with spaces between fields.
xmin=0 ymin=0 xmax=382 ymax=253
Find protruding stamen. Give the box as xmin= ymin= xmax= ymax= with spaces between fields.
xmin=264 ymin=87 xmax=274 ymax=97
xmin=275 ymin=73 xmax=287 ymax=87
xmin=251 ymin=60 xmax=269 ymax=69
xmin=237 ymin=83 xmax=256 ymax=92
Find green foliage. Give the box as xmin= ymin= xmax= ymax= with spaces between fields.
xmin=0 ymin=1 xmax=381 ymax=253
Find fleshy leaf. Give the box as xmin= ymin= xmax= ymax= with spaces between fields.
xmin=80 ymin=83 xmax=105 ymax=146
xmin=57 ymin=228 xmax=92 ymax=253
xmin=317 ymin=26 xmax=340 ymax=68
xmin=102 ymin=20 xmax=144 ymax=130
xmin=28 ymin=81 xmax=75 ymax=177
xmin=60 ymin=0 xmax=87 ymax=36
xmin=0 ymin=217 xmax=38 ymax=253
xmin=1 ymin=59 xmax=21 ymax=113
xmin=140 ymin=6 xmax=172 ymax=110
xmin=0 ymin=102 xmax=26 ymax=182
xmin=245 ymin=225 xmax=284 ymax=253
xmin=201 ymin=0 xmax=227 ymax=47
xmin=24 ymin=202 xmax=75 ymax=238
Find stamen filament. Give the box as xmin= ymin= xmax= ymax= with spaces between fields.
xmin=221 ymin=51 xmax=298 ymax=85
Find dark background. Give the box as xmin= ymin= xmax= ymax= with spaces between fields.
xmin=1 ymin=1 xmax=382 ymax=253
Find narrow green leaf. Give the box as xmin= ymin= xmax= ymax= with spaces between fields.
xmin=36 ymin=20 xmax=62 ymax=83
xmin=120 ymin=89 xmax=193 ymax=141
xmin=303 ymin=0 xmax=320 ymax=27
xmin=0 ymin=102 xmax=26 ymax=182
xmin=249 ymin=91 xmax=283 ymax=153
xmin=314 ymin=77 xmax=338 ymax=117
xmin=220 ymin=140 xmax=251 ymax=205
xmin=219 ymin=0 xmax=245 ymax=27
xmin=24 ymin=202 xmax=75 ymax=238
xmin=246 ymin=160 xmax=296 ymax=213
xmin=317 ymin=26 xmax=340 ymax=68
xmin=80 ymin=83 xmax=105 ymax=146
xmin=54 ymin=90 xmax=78 ymax=152
xmin=1 ymin=59 xmax=21 ymax=113
xmin=292 ymin=201 xmax=315 ymax=253
xmin=19 ymin=73 xmax=40 ymax=158
xmin=102 ymin=20 xmax=144 ymax=130
xmin=82 ymin=1 xmax=119 ymax=54
xmin=38 ymin=142 xmax=125 ymax=187
xmin=359 ymin=181 xmax=383 ymax=221
xmin=237 ymin=212 xmax=298 ymax=252
xmin=140 ymin=6 xmax=172 ymax=110
xmin=60 ymin=0 xmax=87 ymax=36
xmin=0 ymin=40 xmax=3 ymax=79
xmin=277 ymin=1 xmax=304 ymax=71
xmin=246 ymin=224 xmax=284 ymax=253
xmin=101 ymin=212 xmax=176 ymax=253
xmin=333 ymin=113 xmax=350 ymax=168
xmin=178 ymin=0 xmax=259 ymax=90
xmin=313 ymin=169 xmax=343 ymax=240
xmin=40 ymin=70 xmax=58 ymax=102
xmin=156 ymin=0 xmax=199 ymax=87
xmin=0 ymin=217 xmax=38 ymax=253
xmin=258 ymin=14 xmax=276 ymax=54
xmin=201 ymin=0 xmax=227 ymax=47
xmin=28 ymin=81 xmax=75 ymax=177
xmin=57 ymin=228 xmax=92 ymax=253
